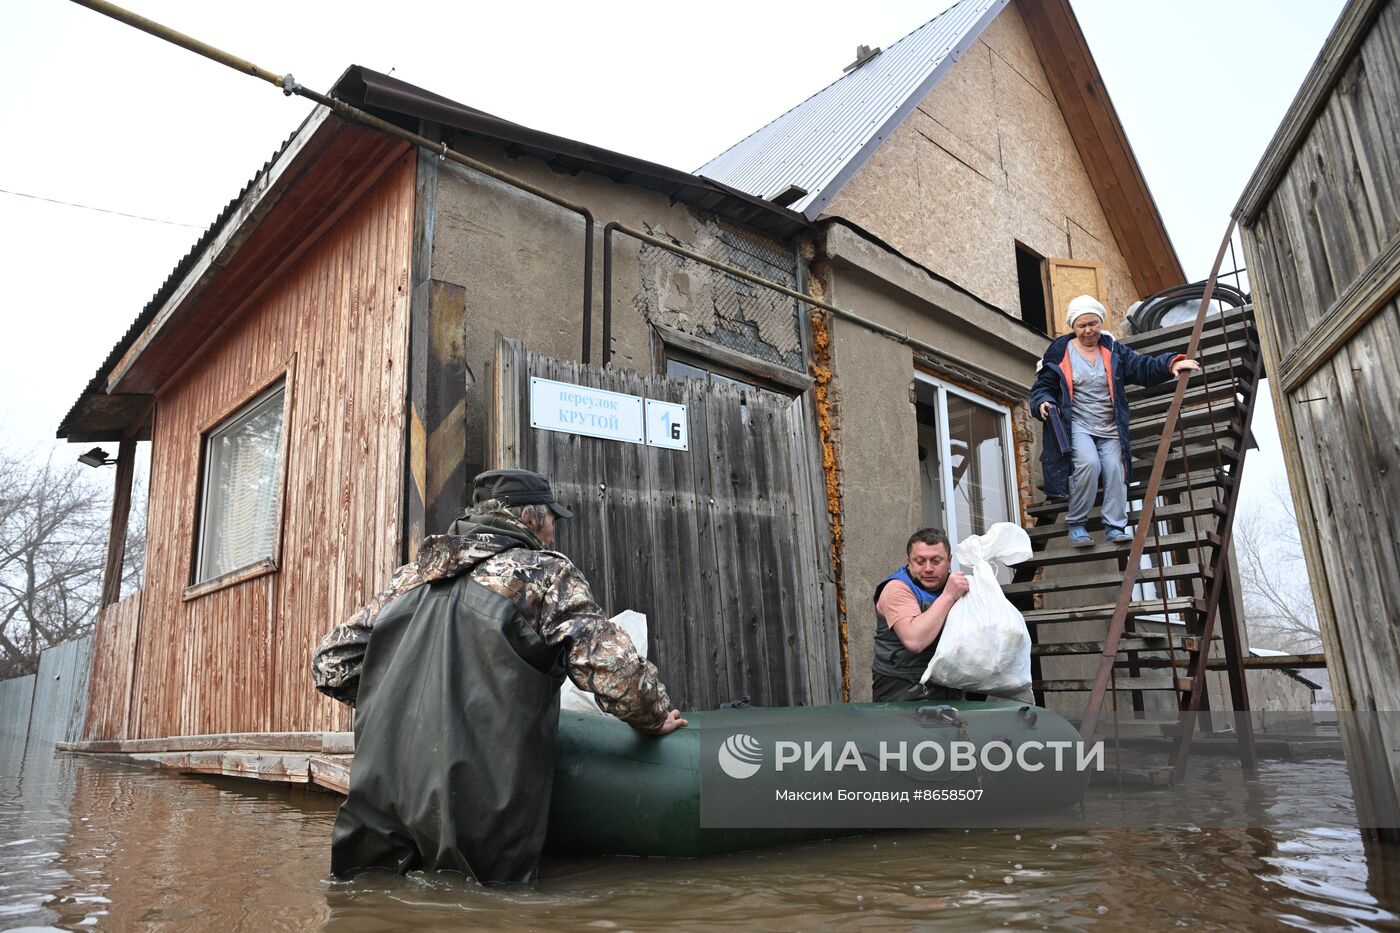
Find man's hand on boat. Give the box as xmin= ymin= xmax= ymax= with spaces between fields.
xmin=655 ymin=709 xmax=689 ymax=735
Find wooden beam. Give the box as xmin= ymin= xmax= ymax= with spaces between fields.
xmin=1207 ymin=654 xmax=1329 ymax=670
xmin=99 ymin=438 xmax=137 ymax=609
xmin=1278 ymin=228 xmax=1400 ymax=391
xmin=58 ymin=730 xmax=352 ymax=754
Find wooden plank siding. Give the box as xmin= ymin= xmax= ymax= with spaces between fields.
xmin=84 ymin=592 xmax=141 ymax=741
xmin=1244 ymin=0 xmax=1400 ymax=360
xmin=124 ymin=152 xmax=415 ymax=740
xmin=1237 ymin=0 xmax=1400 ymax=836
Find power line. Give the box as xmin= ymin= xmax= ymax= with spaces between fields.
xmin=0 ymin=186 xmax=202 ymax=229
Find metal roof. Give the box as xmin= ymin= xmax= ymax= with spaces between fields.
xmin=697 ymin=0 xmax=1007 ymax=219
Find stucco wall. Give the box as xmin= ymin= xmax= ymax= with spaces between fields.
xmin=429 ymin=137 xmax=805 ymax=488
xmin=826 ymin=0 xmax=1139 ymax=330
xmin=819 ymin=223 xmax=1044 ymax=700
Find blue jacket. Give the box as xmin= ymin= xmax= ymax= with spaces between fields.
xmin=1029 ymin=333 xmax=1184 ymax=499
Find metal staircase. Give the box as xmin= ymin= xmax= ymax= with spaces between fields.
xmin=1010 ymin=263 xmax=1263 ymax=781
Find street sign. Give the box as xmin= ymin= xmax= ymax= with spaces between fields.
xmin=530 ymin=377 xmax=644 ymax=444
xmin=645 ymin=399 xmax=688 ymax=450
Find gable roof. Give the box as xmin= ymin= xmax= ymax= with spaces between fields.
xmin=700 ymin=0 xmax=1185 ymax=297
xmin=697 ymin=0 xmax=1006 ymax=218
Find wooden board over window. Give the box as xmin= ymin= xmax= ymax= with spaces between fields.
xmin=1047 ymin=258 xmax=1108 ymax=337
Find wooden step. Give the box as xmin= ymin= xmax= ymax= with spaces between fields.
xmin=1035 ymin=675 xmax=1192 ymax=692
xmin=1024 ymin=530 xmax=1219 ymax=568
xmin=1115 ymin=655 xmax=1210 ymax=669
xmin=1129 ymin=406 xmax=1239 ymax=440
xmin=1123 ymin=326 xmax=1256 ymax=363
xmin=1028 ymin=499 xmax=1225 ymax=541
xmin=1028 ymin=471 xmax=1228 ymax=520
xmin=1020 ymin=597 xmax=1204 ymax=625
xmin=1128 ymin=420 xmax=1241 ymax=449
xmin=1188 ymin=335 xmax=1259 ymax=366
xmin=1043 ymin=634 xmax=1221 ymax=656
xmin=1126 ymin=360 xmax=1253 ymax=404
xmin=1128 ymin=440 xmax=1239 ymax=483
xmin=1033 ymin=635 xmax=1179 ymax=656
xmin=1005 ymin=562 xmax=1211 ymax=597
xmin=1122 ymin=307 xmax=1254 ymax=355
xmin=1132 ymin=384 xmax=1249 ymax=421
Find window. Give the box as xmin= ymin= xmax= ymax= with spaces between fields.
xmin=1015 ymin=242 xmax=1049 ymax=334
xmin=915 ymin=375 xmax=1017 ymax=573
xmin=193 ymin=380 xmax=288 ymax=586
xmin=665 ymin=355 xmax=781 ymax=395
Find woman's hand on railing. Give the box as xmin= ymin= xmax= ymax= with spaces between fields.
xmin=1170 ymin=358 xmax=1202 ymax=376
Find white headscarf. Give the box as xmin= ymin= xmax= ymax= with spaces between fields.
xmin=1066 ymin=294 xmax=1106 ymax=330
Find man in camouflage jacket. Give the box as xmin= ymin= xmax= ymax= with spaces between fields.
xmin=312 ymin=468 xmax=685 ymax=882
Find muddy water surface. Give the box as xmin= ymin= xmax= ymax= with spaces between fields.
xmin=3 ymin=739 xmax=1398 ymax=931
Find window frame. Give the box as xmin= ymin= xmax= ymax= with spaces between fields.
xmin=650 ymin=323 xmax=812 ymax=396
xmin=184 ymin=360 xmax=295 ymax=600
xmin=912 ymin=372 xmax=1018 ymax=566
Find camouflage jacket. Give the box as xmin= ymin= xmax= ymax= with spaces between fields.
xmin=311 ymin=504 xmax=673 ymax=733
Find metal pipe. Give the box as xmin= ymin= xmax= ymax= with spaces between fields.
xmin=68 ymin=0 xmax=598 ymax=364
xmin=71 ymin=0 xmax=288 ymax=88
xmin=603 ymin=223 xmax=617 ymax=366
xmin=602 ymin=222 xmax=1024 ymax=388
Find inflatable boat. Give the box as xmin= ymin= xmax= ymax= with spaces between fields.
xmin=546 ymin=699 xmax=1086 ymax=858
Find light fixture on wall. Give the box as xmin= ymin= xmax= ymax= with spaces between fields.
xmin=78 ymin=447 xmax=117 ymax=468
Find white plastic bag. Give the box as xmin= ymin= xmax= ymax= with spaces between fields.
xmin=921 ymin=523 xmax=1033 ymax=699
xmin=560 ymin=610 xmax=648 ymax=715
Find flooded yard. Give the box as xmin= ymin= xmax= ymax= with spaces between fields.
xmin=3 ymin=737 xmax=1398 ymax=931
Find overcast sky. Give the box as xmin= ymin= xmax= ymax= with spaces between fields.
xmin=1 ymin=0 xmax=1345 ymax=527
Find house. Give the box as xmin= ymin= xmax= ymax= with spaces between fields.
xmin=63 ymin=0 xmax=1217 ymax=748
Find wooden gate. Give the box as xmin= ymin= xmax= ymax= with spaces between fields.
xmin=490 ymin=337 xmax=840 ymax=710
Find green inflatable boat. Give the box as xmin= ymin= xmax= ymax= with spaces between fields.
xmin=546 ymin=700 xmax=1087 ymax=858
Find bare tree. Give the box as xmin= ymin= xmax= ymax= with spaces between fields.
xmin=0 ymin=450 xmax=143 ymax=679
xmin=1235 ymin=483 xmax=1322 ymax=655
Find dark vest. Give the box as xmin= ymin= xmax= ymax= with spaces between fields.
xmin=331 ymin=568 xmax=566 ymax=884
xmin=871 ymin=566 xmax=944 ymax=682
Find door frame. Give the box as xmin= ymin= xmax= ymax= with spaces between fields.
xmin=913 ymin=371 xmax=1018 ymax=560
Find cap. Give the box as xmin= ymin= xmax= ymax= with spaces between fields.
xmin=471 ymin=468 xmax=573 ymax=518
xmin=1066 ymin=294 xmax=1107 ymax=330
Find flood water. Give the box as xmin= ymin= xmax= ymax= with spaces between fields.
xmin=3 ymin=736 xmax=1399 ymax=931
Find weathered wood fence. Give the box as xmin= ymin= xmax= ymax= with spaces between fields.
xmin=491 ymin=337 xmax=841 ymax=710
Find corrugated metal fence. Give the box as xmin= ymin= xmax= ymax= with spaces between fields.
xmin=0 ymin=635 xmax=93 ymax=753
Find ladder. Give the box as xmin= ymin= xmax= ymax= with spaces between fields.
xmin=1009 ymin=293 xmax=1263 ymax=781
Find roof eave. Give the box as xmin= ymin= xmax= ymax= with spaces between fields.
xmin=1019 ymin=0 xmax=1184 ymax=295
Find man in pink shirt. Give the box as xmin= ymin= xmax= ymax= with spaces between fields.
xmin=870 ymin=528 xmax=970 ymax=702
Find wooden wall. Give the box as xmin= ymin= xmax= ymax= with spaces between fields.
xmin=84 ymin=593 xmax=140 ymax=741
xmin=492 ymin=339 xmax=842 ymax=710
xmin=1238 ymin=0 xmax=1400 ymax=834
xmin=124 ymin=152 xmax=414 ymax=739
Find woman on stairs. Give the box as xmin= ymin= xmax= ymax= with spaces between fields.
xmin=1031 ymin=295 xmax=1200 ymax=547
